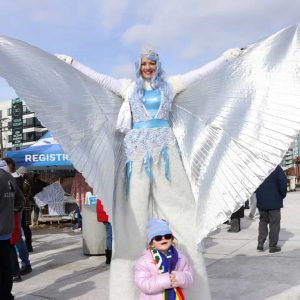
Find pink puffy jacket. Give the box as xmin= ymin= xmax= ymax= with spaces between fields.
xmin=134 ymin=249 xmax=193 ymax=300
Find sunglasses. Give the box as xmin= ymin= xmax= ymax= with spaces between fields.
xmin=153 ymin=234 xmax=173 ymax=242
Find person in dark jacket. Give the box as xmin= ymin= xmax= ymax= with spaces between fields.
xmin=256 ymin=165 xmax=287 ymax=253
xmin=2 ymin=158 xmax=26 ymax=282
xmin=0 ymin=160 xmax=16 ymax=300
xmin=16 ymin=167 xmax=33 ymax=252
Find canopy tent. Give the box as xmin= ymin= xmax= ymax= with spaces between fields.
xmin=5 ymin=131 xmax=73 ymax=170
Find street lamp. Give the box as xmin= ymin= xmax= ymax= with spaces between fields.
xmin=0 ymin=117 xmax=8 ymax=158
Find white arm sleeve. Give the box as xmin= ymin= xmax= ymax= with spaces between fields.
xmin=179 ymin=55 xmax=226 ymax=91
xmin=72 ymin=60 xmax=123 ymax=97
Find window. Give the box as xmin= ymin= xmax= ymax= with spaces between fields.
xmin=8 ymin=135 xmax=12 ymax=143
xmin=23 ymin=118 xmax=34 ymax=128
xmin=35 ymin=132 xmax=44 ymax=139
xmin=22 ymin=132 xmax=35 ymax=142
xmin=7 ymin=108 xmax=11 ymax=116
xmin=22 ymin=105 xmax=32 ymax=114
xmin=27 ymin=118 xmax=34 ymax=127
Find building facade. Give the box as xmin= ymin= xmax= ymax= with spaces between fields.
xmin=0 ymin=99 xmax=47 ymax=156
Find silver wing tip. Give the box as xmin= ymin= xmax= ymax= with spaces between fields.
xmin=0 ymin=36 xmax=14 ymax=46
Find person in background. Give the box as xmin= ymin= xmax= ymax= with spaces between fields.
xmin=1 ymin=158 xmax=24 ymax=283
xmin=256 ymin=165 xmax=287 ymax=253
xmin=227 ymin=205 xmax=244 ymax=233
xmin=16 ymin=167 xmax=33 ymax=252
xmin=0 ymin=160 xmax=16 ymax=299
xmin=2 ymin=158 xmax=32 ymax=276
xmin=31 ymin=172 xmax=49 ymax=225
xmin=2 ymin=159 xmax=24 ymax=283
xmin=73 ymin=206 xmax=82 ymax=231
xmin=96 ymin=199 xmax=112 ymax=264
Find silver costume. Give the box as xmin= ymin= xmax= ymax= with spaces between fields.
xmin=1 ymin=24 xmax=300 ymax=299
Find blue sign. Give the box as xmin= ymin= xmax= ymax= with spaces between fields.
xmin=5 ymin=132 xmax=73 ymax=168
xmin=86 ymin=195 xmax=97 ymax=207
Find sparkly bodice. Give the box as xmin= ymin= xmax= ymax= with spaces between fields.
xmin=142 ymin=89 xmax=161 ymax=118
xmin=129 ymin=88 xmax=172 ymax=123
xmin=123 ymin=86 xmax=178 ymax=188
xmin=124 ymin=88 xmax=176 ymax=160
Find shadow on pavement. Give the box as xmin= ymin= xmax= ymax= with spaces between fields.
xmin=207 ymin=248 xmax=300 ymax=300
xmin=17 ymin=264 xmax=109 ymax=300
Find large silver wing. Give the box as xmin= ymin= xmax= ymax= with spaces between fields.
xmin=0 ymin=36 xmax=124 ymax=218
xmin=171 ymin=24 xmax=300 ymax=243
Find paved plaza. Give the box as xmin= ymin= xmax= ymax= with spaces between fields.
xmin=12 ymin=191 xmax=300 ymax=300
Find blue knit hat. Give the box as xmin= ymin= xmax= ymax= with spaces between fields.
xmin=146 ymin=219 xmax=173 ymax=245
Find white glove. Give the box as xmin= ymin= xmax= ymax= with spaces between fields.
xmin=55 ymin=54 xmax=73 ymax=65
xmin=222 ymin=48 xmax=243 ymax=61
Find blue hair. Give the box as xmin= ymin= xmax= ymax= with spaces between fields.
xmin=132 ymin=52 xmax=172 ymax=103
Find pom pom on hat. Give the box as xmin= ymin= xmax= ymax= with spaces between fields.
xmin=146 ymin=218 xmax=172 ymax=245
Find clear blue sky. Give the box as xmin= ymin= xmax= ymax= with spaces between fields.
xmin=0 ymin=0 xmax=300 ymax=101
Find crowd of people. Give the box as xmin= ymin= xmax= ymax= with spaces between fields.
xmin=0 ymin=157 xmax=115 ymax=299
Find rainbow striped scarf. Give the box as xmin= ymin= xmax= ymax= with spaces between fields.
xmin=150 ymin=246 xmax=185 ymax=300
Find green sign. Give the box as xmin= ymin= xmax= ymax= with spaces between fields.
xmin=12 ymin=98 xmax=23 ymax=146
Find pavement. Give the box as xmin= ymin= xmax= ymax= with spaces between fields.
xmin=12 ymin=191 xmax=300 ymax=300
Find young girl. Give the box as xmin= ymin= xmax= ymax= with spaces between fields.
xmin=134 ymin=219 xmax=193 ymax=299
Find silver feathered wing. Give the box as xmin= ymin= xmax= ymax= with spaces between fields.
xmin=0 ymin=36 xmax=123 ymax=219
xmin=171 ymin=24 xmax=300 ymax=242
xmin=1 ymin=25 xmax=300 ymax=244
